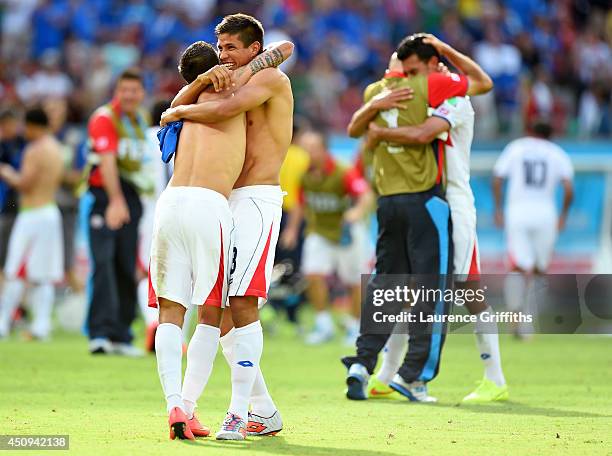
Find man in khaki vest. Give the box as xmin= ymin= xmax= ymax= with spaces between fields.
xmin=281 ymin=130 xmax=372 ymax=346
xmin=342 ymin=34 xmax=493 ymax=402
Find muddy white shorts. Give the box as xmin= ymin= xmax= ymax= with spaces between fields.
xmin=228 ymin=185 xmax=284 ymax=308
xmin=4 ymin=204 xmax=64 ymax=283
xmin=301 ymin=222 xmax=370 ymax=285
xmin=148 ymin=186 xmax=233 ymax=309
xmin=138 ymin=196 xmax=156 ymax=273
xmin=449 ymin=203 xmax=480 ymax=281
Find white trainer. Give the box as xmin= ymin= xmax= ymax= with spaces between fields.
xmin=389 ymin=375 xmax=437 ymax=402
xmin=247 ymin=410 xmax=283 ymax=436
xmin=111 ymin=343 xmax=144 ymax=357
xmin=89 ymin=338 xmax=113 ymax=354
xmin=216 ymin=412 xmax=247 ymax=440
xmin=305 ymin=328 xmax=334 ymax=345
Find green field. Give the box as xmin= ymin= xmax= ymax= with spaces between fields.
xmin=1 ymin=323 xmax=611 ymax=456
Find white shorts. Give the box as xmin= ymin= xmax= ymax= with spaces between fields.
xmin=138 ymin=196 xmax=156 ymax=273
xmin=228 ymin=185 xmax=284 ymax=308
xmin=450 ymin=204 xmax=480 ymax=281
xmin=148 ymin=186 xmax=232 ymax=309
xmin=506 ymin=206 xmax=557 ymax=272
xmin=301 ymin=222 xmax=370 ymax=286
xmin=4 ymin=204 xmax=64 ymax=283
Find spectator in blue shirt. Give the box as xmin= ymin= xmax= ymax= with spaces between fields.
xmin=0 ymin=109 xmax=25 ymax=270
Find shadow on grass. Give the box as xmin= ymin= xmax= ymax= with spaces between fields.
xmin=429 ymin=400 xmax=612 ymax=419
xmin=175 ymin=436 xmax=398 ymax=456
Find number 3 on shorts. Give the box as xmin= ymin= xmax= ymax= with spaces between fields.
xmin=230 ymin=246 xmax=238 ymax=276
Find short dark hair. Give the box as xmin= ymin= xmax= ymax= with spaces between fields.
xmin=25 ymin=107 xmax=49 ymax=127
xmin=151 ymin=99 xmax=171 ymax=126
xmin=531 ymin=118 xmax=553 ymax=139
xmin=117 ymin=68 xmax=144 ymax=85
xmin=178 ymin=41 xmax=220 ymax=84
xmin=215 ymin=13 xmax=264 ymax=50
xmin=396 ymin=34 xmax=440 ymax=63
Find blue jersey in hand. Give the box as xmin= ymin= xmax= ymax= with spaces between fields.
xmin=157 ymin=121 xmax=183 ymax=164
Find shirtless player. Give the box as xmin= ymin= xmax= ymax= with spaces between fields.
xmin=151 ymin=38 xmax=292 ymax=440
xmin=161 ymin=13 xmax=294 ymax=439
xmin=0 ymin=107 xmax=64 ymax=340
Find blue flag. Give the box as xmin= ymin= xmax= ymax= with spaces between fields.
xmin=157 ymin=121 xmax=183 ymax=163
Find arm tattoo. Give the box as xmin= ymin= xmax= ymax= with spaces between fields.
xmin=249 ymin=48 xmax=285 ymax=75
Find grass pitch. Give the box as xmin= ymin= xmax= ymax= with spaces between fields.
xmin=1 ymin=322 xmax=611 ymax=456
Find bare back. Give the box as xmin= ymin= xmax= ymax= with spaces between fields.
xmin=170 ymin=89 xmax=246 ymax=198
xmin=21 ymin=135 xmax=63 ymax=208
xmin=234 ymin=69 xmax=293 ymax=188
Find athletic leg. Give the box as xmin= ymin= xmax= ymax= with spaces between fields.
xmin=156 ymin=298 xmax=194 ymax=440
xmin=302 ymin=234 xmax=335 ymax=344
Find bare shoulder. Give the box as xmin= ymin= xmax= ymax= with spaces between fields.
xmin=277 ymin=69 xmax=292 ymax=87
xmin=196 ymin=88 xmax=230 ymax=103
xmin=43 ymin=135 xmax=62 ymax=153
xmin=19 ymin=143 xmax=40 ymax=170
xmin=251 ymin=67 xmax=290 ymax=88
xmin=258 ymin=69 xmax=292 ymax=104
xmin=22 ymin=142 xmax=37 ymax=158
xmin=34 ymin=136 xmax=63 ymax=163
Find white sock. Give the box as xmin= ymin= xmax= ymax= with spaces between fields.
xmin=250 ymin=366 xmax=277 ymax=418
xmin=377 ymin=332 xmax=407 ymax=384
xmin=0 ymin=279 xmax=25 ymax=336
xmin=228 ymin=321 xmax=263 ymax=421
xmin=137 ymin=278 xmax=158 ymax=326
xmin=503 ymin=272 xmax=527 ymax=312
xmin=182 ymin=304 xmax=195 ymax=342
xmin=29 ymin=283 xmax=54 ymax=338
xmin=474 ymin=307 xmax=506 ymax=387
xmin=521 ymin=276 xmax=543 ymax=335
xmin=219 ymin=327 xmax=236 ymax=364
xmin=155 ymin=323 xmax=185 ymax=413
xmin=315 ymin=311 xmax=334 ymax=334
xmin=181 ymin=324 xmax=220 ymax=418
xmin=220 ymin=327 xmax=277 ymax=417
xmin=346 ymin=316 xmax=359 ymax=333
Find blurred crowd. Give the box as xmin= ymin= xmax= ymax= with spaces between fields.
xmin=0 ymin=0 xmax=610 ymax=140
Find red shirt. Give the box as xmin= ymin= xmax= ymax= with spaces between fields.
xmin=87 ymin=100 xmax=121 ymax=187
xmin=382 ymin=70 xmax=468 ymax=108
xmin=427 ymin=72 xmax=468 ymax=108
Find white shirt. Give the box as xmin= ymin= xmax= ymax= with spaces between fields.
xmin=474 ymin=42 xmax=521 ymax=78
xmin=144 ymin=127 xmax=174 ymax=199
xmin=431 ymin=96 xmax=476 ymax=210
xmin=493 ymin=137 xmax=573 ymax=215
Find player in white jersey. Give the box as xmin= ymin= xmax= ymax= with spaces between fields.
xmin=364 ymin=34 xmax=508 ymax=402
xmin=493 ymin=120 xmax=573 ymax=338
xmin=493 ymin=122 xmax=574 ymax=273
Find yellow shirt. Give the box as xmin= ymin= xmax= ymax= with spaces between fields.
xmin=280 ymin=144 xmax=310 ymax=211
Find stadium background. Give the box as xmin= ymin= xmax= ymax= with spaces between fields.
xmin=1 ymin=0 xmax=611 ymax=279
xmin=1 ymin=2 xmax=611 ymax=455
